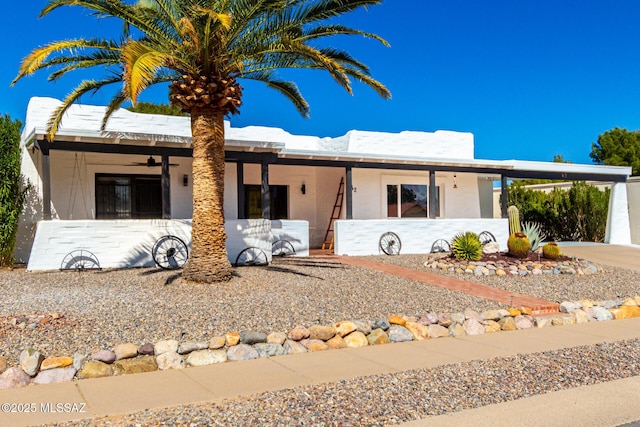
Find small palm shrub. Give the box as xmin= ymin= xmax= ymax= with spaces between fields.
xmin=542 ymin=242 xmax=561 ymax=259
xmin=522 ymin=221 xmax=546 ymax=251
xmin=507 ymin=233 xmax=530 ymax=259
xmin=451 ymin=232 xmax=483 ymax=261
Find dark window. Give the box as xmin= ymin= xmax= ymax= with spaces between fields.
xmin=96 ymin=174 xmax=162 ymax=219
xmin=386 ymin=184 xmax=439 ymax=218
xmin=245 ymin=185 xmax=288 ymax=219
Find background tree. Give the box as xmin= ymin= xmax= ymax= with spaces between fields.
xmin=590 ymin=127 xmax=640 ymax=175
xmin=126 ymin=101 xmax=187 ymax=116
xmin=0 ymin=115 xmax=28 ymax=267
xmin=13 ymin=0 xmax=390 ymax=283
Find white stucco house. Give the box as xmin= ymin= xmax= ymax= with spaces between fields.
xmin=17 ymin=97 xmax=633 ymax=270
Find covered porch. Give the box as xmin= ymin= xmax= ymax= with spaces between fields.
xmin=18 ymin=98 xmax=633 ymax=270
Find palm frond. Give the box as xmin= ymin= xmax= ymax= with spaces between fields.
xmin=244 ymin=70 xmax=309 ymax=116
xmin=301 ymin=24 xmax=389 ymax=47
xmin=122 ymin=40 xmax=172 ymax=104
xmin=46 ymin=76 xmax=123 ymax=140
xmin=12 ymin=38 xmax=120 ymax=85
xmin=101 ymin=92 xmax=129 ymax=130
xmin=41 ymin=0 xmax=179 ymax=48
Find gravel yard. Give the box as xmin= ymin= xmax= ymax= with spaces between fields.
xmin=362 ymin=254 xmax=640 ymax=303
xmin=2 ymin=254 xmax=639 ymax=426
xmin=0 ymin=257 xmax=498 ymax=362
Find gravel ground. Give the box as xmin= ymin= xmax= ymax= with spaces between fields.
xmin=0 ymin=257 xmax=497 ymax=362
xmin=2 ymin=254 xmax=639 ymax=426
xmin=362 ymin=254 xmax=640 ymax=303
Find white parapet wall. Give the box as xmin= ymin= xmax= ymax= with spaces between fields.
xmin=333 ymin=219 xmax=509 ymax=256
xmin=271 ymin=220 xmax=310 ymax=256
xmin=26 ymin=219 xmax=311 ymax=271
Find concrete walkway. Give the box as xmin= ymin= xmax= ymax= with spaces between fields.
xmin=1 ymin=318 xmax=640 ymax=427
xmin=330 ymin=256 xmax=559 ymax=314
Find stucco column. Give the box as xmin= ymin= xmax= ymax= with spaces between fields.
xmin=605 ymin=182 xmax=632 ymax=244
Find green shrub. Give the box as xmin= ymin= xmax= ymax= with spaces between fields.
xmin=508 ymin=181 xmax=610 ymax=242
xmin=451 ymin=232 xmax=483 ymax=261
xmin=0 ymin=114 xmax=26 ymax=267
xmin=507 ymin=233 xmax=530 ymax=259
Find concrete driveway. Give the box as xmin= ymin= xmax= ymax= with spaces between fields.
xmin=557 ymin=243 xmax=640 ymax=271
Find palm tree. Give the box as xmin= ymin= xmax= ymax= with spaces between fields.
xmin=13 ymin=0 xmax=391 ymax=283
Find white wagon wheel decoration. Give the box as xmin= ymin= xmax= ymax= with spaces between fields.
xmin=235 ymin=247 xmax=268 ymax=267
xmin=478 ymin=231 xmax=497 ymax=245
xmin=379 ymin=232 xmax=401 ymax=255
xmin=430 ymin=239 xmax=451 ymax=253
xmin=272 ymin=239 xmax=296 ymax=257
xmin=60 ymin=249 xmax=101 ymax=271
xmin=152 ymin=235 xmax=189 ymax=270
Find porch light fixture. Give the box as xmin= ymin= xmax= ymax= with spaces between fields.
xmin=300 ymin=183 xmax=306 ymax=195
xmin=146 ymin=156 xmax=157 ymax=167
xmin=453 ymin=174 xmax=458 ymax=189
xmin=183 ymin=174 xmax=189 ymax=187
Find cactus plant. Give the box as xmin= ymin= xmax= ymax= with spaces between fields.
xmin=542 ymin=242 xmax=561 ymax=259
xmin=508 ymin=205 xmax=521 ymax=235
xmin=507 ymin=232 xmax=530 ymax=258
xmin=450 ymin=232 xmax=483 ymax=261
xmin=521 ymin=221 xmax=546 ymax=251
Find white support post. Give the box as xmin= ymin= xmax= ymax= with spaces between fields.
xmin=605 ymin=182 xmax=632 ymax=245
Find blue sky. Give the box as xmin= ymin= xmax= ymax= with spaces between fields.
xmin=3 ymin=1 xmax=640 ymax=164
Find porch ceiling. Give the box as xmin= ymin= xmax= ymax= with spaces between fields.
xmin=29 ymin=132 xmax=631 ymax=183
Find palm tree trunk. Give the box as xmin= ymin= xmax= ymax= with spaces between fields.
xmin=182 ymin=108 xmax=232 ymax=283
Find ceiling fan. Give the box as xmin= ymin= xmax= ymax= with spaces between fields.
xmin=129 ymin=156 xmax=179 ymax=167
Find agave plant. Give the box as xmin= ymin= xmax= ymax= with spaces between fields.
xmin=521 ymin=221 xmax=546 ymax=251
xmin=450 ymin=232 xmax=483 ymax=261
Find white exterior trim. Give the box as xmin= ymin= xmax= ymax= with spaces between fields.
xmin=605 ymin=182 xmax=632 ymax=245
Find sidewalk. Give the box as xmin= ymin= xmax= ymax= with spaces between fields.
xmin=1 ymin=318 xmax=640 ymax=427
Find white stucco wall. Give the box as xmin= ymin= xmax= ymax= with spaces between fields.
xmin=350 ymin=170 xmax=479 ymax=220
xmin=628 ymin=178 xmax=640 ymax=245
xmin=271 ymin=220 xmax=310 ymax=256
xmin=333 ymin=219 xmax=509 ymax=256
xmin=605 ymin=182 xmax=632 ymax=245
xmin=26 ymin=219 xmax=286 ymax=271
xmin=15 ymin=149 xmax=195 ymax=263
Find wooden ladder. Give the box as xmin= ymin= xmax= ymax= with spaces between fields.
xmin=322 ymin=177 xmax=345 ymax=251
